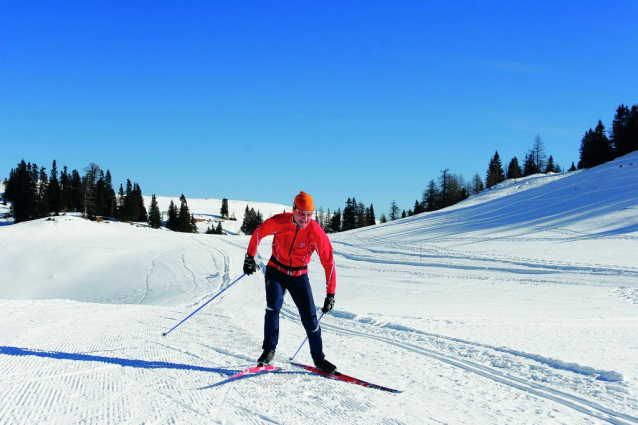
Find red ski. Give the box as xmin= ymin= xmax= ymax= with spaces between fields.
xmin=228 ymin=365 xmax=280 ymax=380
xmin=290 ymin=362 xmax=403 ymax=393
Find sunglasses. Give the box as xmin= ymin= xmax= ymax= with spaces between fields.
xmin=294 ymin=206 xmax=313 ymax=217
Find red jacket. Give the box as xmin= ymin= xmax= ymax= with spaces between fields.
xmin=247 ymin=213 xmax=337 ymax=294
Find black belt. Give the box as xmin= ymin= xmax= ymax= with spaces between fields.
xmin=270 ymin=256 xmax=308 ymax=272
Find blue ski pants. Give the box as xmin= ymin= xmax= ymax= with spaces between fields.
xmin=262 ymin=266 xmax=324 ymax=360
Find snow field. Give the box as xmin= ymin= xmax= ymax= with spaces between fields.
xmin=1 ymin=152 xmax=638 ymax=423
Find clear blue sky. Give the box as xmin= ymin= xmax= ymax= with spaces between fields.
xmin=1 ymin=1 xmax=637 ymax=217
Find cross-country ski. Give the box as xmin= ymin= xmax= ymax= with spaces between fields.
xmin=291 ymin=362 xmax=404 ymax=393
xmin=227 ymin=365 xmax=281 ymax=380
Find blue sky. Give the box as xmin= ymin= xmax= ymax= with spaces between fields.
xmin=1 ymin=1 xmax=637 ymax=217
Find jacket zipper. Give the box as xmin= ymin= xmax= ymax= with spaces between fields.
xmin=288 ymin=227 xmax=299 ymax=274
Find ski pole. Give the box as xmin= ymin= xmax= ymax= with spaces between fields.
xmin=289 ymin=311 xmax=325 ymax=361
xmin=162 ymin=273 xmax=247 ymax=337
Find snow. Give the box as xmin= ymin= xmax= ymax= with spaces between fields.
xmin=1 ymin=153 xmax=638 ymax=424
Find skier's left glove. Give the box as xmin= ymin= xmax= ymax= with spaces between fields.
xmin=321 ymin=294 xmax=335 ymax=313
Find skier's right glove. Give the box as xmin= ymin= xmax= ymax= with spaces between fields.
xmin=321 ymin=294 xmax=335 ymax=313
xmin=243 ymin=253 xmax=257 ymax=275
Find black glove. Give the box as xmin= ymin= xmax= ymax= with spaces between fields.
xmin=321 ymin=294 xmax=335 ymax=313
xmin=243 ymin=253 xmax=257 ymax=275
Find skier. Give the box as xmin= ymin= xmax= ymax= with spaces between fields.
xmin=243 ymin=191 xmax=337 ymax=373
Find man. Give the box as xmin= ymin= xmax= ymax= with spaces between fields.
xmin=243 ymin=191 xmax=337 ymax=373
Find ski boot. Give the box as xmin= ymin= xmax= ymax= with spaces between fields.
xmin=257 ymin=349 xmax=275 ymax=366
xmin=313 ymin=357 xmax=337 ymax=374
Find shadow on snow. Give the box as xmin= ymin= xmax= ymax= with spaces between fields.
xmin=0 ymin=345 xmax=238 ymax=376
xmin=0 ymin=345 xmax=309 ymax=389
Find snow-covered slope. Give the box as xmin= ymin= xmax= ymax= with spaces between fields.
xmin=143 ymin=195 xmax=291 ymax=235
xmin=1 ymin=153 xmax=637 ymax=424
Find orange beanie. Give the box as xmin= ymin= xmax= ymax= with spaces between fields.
xmin=294 ymin=191 xmax=314 ymax=212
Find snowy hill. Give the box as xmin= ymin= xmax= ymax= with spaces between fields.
xmin=1 ymin=153 xmax=638 ymax=424
xmin=142 ymin=195 xmax=291 ymax=235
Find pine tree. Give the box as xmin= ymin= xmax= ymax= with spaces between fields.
xmin=25 ymin=163 xmax=38 ymax=220
xmin=37 ymin=167 xmax=49 ymax=218
xmin=330 ymin=208 xmax=342 ymax=232
xmin=367 ymin=203 xmax=376 ymax=225
xmin=178 ymin=194 xmax=194 ymax=232
xmin=568 ymin=162 xmax=577 ymax=172
xmin=70 ymin=169 xmax=83 ymax=213
xmin=255 ymin=210 xmax=263 ymax=232
xmin=357 ymin=201 xmax=367 ymax=228
xmin=104 ymin=170 xmax=117 ymax=218
xmin=120 ymin=180 xmax=134 ymax=221
xmin=530 ymin=135 xmax=547 ymax=174
xmin=81 ymin=163 xmax=101 ymax=219
xmin=7 ymin=160 xmax=36 ymax=223
xmin=485 ymin=151 xmax=505 ymax=188
xmin=48 ymin=160 xmax=61 ymax=215
xmin=594 ymin=121 xmax=613 ymax=164
xmin=117 ymin=184 xmax=125 ymax=219
xmin=94 ymin=170 xmax=107 ymax=217
xmin=507 ymin=157 xmax=522 ymax=180
xmin=389 ymin=200 xmax=400 ymax=221
xmin=240 ymin=205 xmax=250 ymax=234
xmin=59 ymin=165 xmax=71 ymax=213
xmin=135 ymin=183 xmax=147 ymax=222
xmin=423 ymin=179 xmax=439 ymax=211
xmin=545 ymin=155 xmax=555 ymax=173
xmin=240 ymin=207 xmax=262 ymax=235
xmin=610 ymin=104 xmax=632 ymax=157
xmin=379 ymin=213 xmax=387 ymax=223
xmin=522 ymin=154 xmax=536 ymax=176
xmin=221 ymin=198 xmax=229 ymax=219
xmin=470 ymin=173 xmax=484 ymax=195
xmin=438 ymin=169 xmax=464 ymax=208
xmin=166 ymin=200 xmax=179 ymax=231
xmin=190 ymin=214 xmax=198 ymax=233
xmin=629 ymin=105 xmax=638 ymax=154
xmin=342 ymin=198 xmax=357 ymax=231
xmin=148 ymin=194 xmax=162 ymax=228
xmin=579 ymin=121 xmax=612 ymax=168
xmin=438 ymin=169 xmax=451 ymax=208
xmin=216 ymin=221 xmax=223 ymax=234
xmin=322 ymin=208 xmax=332 ymax=232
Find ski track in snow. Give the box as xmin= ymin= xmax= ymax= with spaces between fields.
xmin=279 ymin=307 xmax=638 ymax=424
xmin=333 ymin=238 xmax=638 ymax=280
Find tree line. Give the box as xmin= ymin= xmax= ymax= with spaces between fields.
xmin=4 ymin=160 xmax=147 ymax=224
xmin=484 ymin=135 xmax=561 ymax=190
xmin=578 ymin=103 xmax=638 ymax=169
xmin=3 ymin=159 xmax=208 ymax=234
xmin=313 ymin=198 xmax=376 ymax=233
xmin=407 ymin=102 xmax=637 ymax=219
xmin=4 ymin=102 xmax=635 ymax=230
